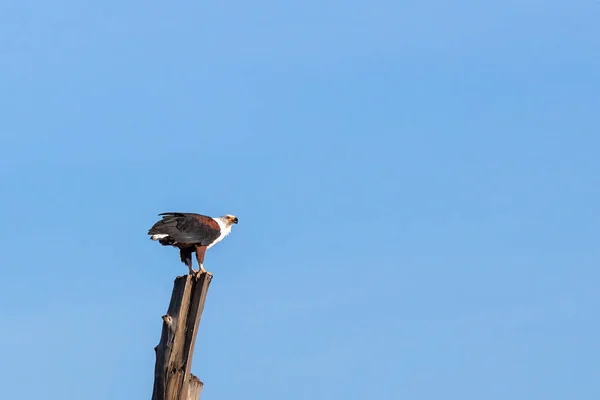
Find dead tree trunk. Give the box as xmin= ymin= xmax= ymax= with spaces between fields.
xmin=152 ymin=271 xmax=213 ymax=400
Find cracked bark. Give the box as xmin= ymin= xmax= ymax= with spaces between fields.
xmin=152 ymin=271 xmax=212 ymax=400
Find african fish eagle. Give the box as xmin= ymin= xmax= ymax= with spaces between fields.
xmin=148 ymin=212 xmax=238 ymax=274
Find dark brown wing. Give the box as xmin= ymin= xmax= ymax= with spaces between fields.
xmin=148 ymin=212 xmax=221 ymax=246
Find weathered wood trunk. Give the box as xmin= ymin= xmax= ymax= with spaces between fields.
xmin=152 ymin=272 xmax=213 ymax=400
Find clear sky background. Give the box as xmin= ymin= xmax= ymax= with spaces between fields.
xmin=1 ymin=1 xmax=599 ymax=399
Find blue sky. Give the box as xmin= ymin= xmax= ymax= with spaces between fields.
xmin=1 ymin=1 xmax=599 ymax=399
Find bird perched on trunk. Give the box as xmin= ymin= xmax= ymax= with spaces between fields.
xmin=148 ymin=212 xmax=238 ymax=274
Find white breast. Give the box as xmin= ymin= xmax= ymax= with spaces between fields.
xmin=208 ymin=217 xmax=232 ymax=249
